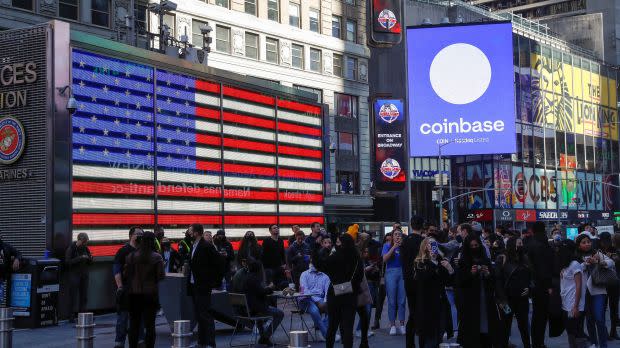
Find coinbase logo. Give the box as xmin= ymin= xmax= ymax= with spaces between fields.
xmin=429 ymin=43 xmax=491 ymax=105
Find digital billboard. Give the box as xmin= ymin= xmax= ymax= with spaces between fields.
xmin=374 ymin=99 xmax=406 ymax=190
xmin=370 ymin=0 xmax=402 ymax=45
xmin=407 ymin=22 xmax=516 ymax=156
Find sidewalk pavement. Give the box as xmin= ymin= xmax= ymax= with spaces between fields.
xmin=13 ymin=305 xmax=612 ymax=347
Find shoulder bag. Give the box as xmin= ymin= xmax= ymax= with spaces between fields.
xmin=333 ymin=260 xmax=358 ymax=296
xmin=592 ymin=253 xmax=619 ymax=287
xmin=357 ymin=274 xmax=373 ymax=307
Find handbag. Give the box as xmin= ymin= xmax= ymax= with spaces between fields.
xmin=357 ymin=274 xmax=373 ymax=307
xmin=591 ymin=261 xmax=619 ymax=287
xmin=333 ymin=261 xmax=358 ymax=296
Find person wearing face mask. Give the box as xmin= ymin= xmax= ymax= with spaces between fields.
xmin=456 ymin=235 xmax=501 ymax=348
xmin=527 ymin=222 xmax=554 ymax=348
xmin=160 ymin=238 xmax=182 ymax=273
xmin=496 ymin=237 xmax=532 ymax=348
xmin=237 ymin=231 xmax=263 ymax=268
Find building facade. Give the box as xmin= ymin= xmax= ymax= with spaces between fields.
xmin=0 ymin=0 xmax=374 ymax=232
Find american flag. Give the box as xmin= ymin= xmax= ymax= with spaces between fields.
xmin=71 ymin=50 xmax=324 ymax=256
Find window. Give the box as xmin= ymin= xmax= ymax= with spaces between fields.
xmin=163 ymin=13 xmax=175 ymax=38
xmin=291 ymin=44 xmax=304 ymax=69
xmin=245 ymin=32 xmax=259 ymax=59
xmin=59 ymin=0 xmax=79 ymax=21
xmin=216 ymin=26 xmax=231 ymax=53
xmin=333 ymin=54 xmax=343 ymax=77
xmin=244 ymin=0 xmax=256 ymax=15
xmin=344 ymin=0 xmax=355 ymax=4
xmin=293 ymin=85 xmax=322 ymax=103
xmin=332 ymin=16 xmax=342 ymax=38
xmin=12 ymin=0 xmax=33 ymax=11
xmin=336 ymin=171 xmax=359 ymax=194
xmin=310 ymin=48 xmax=321 ymax=72
xmin=345 ymin=57 xmax=357 ymax=80
xmin=192 ymin=19 xmax=207 ymax=46
xmin=337 ymin=132 xmax=358 ymax=156
xmin=346 ymin=19 xmax=357 ymax=42
xmin=335 ymin=93 xmax=358 ymax=118
xmin=289 ymin=3 xmax=300 ymax=27
xmin=134 ymin=2 xmax=148 ymax=35
xmin=268 ymin=0 xmax=279 ymax=21
xmin=266 ymin=37 xmax=279 ymax=63
xmin=91 ymin=0 xmax=110 ymax=27
xmin=309 ymin=8 xmax=320 ymax=33
xmin=215 ymin=0 xmax=229 ymax=8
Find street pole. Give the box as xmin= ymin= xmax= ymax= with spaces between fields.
xmin=438 ymin=145 xmax=443 ymax=229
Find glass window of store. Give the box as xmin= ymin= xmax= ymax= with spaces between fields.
xmin=544 ymin=127 xmax=555 ymax=168
xmin=337 ymin=131 xmax=358 ymax=156
xmin=533 ymin=126 xmax=544 ymax=167
xmin=522 ymin=124 xmax=533 ymax=165
xmin=336 ymin=171 xmax=359 ymax=194
xmin=556 ymin=131 xmax=566 ymax=168
xmin=576 ymin=133 xmax=585 ymax=170
xmin=585 ymin=135 xmax=594 ymax=172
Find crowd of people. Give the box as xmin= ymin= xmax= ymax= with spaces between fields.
xmin=58 ymin=218 xmax=620 ymax=348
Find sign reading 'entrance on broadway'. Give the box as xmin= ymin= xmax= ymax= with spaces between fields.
xmin=374 ymin=98 xmax=406 ymax=191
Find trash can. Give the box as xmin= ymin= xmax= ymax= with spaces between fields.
xmin=9 ymin=258 xmax=60 ymax=328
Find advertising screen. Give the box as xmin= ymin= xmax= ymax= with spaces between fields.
xmin=374 ymin=99 xmax=406 ymax=191
xmin=407 ymin=22 xmax=516 ymax=156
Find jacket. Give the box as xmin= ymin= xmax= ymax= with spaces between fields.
xmin=124 ymin=250 xmax=165 ymax=296
xmin=413 ymin=259 xmax=453 ymax=337
xmin=495 ymin=256 xmax=531 ymax=301
xmin=244 ymin=272 xmax=273 ymax=315
xmin=214 ymin=240 xmax=235 ymax=274
xmin=581 ymin=251 xmax=615 ymax=296
xmin=317 ymin=247 xmax=363 ymax=306
xmin=65 ymin=242 xmax=92 ymax=277
xmin=0 ymin=240 xmax=22 ymax=280
xmin=400 ymin=233 xmax=423 ymax=283
xmin=161 ymin=248 xmax=183 ymax=273
xmin=188 ymin=239 xmax=224 ymax=294
xmin=526 ymin=236 xmax=554 ymax=290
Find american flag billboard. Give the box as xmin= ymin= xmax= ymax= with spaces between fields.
xmin=70 ymin=50 xmax=324 ymax=256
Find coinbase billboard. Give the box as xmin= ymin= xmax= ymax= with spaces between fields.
xmin=407 ymin=22 xmax=516 ymax=156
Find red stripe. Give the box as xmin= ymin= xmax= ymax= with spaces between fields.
xmin=223 ymin=138 xmax=276 ymax=153
xmin=279 ymin=216 xmax=325 ymax=224
xmin=91 ymin=245 xmax=123 ymax=257
xmin=278 ymin=122 xmax=321 ymax=137
xmin=224 ymin=111 xmax=275 ymax=130
xmin=223 ymin=86 xmax=275 ymax=106
xmin=196 ymin=107 xmax=220 ymax=121
xmin=195 ymin=80 xmax=220 ymax=94
xmin=224 ymin=215 xmax=277 ymax=224
xmin=73 ymin=181 xmax=154 ymax=195
xmin=196 ymin=161 xmax=222 ymax=171
xmin=73 ymin=213 xmax=155 ymax=225
xmin=277 ymin=99 xmax=321 ymax=114
xmin=196 ymin=134 xmax=222 ymax=146
xmin=224 ymin=163 xmax=275 ymax=176
xmin=279 ymin=168 xmax=323 ymax=181
xmin=279 ymin=145 xmax=322 ymax=159
xmin=278 ymin=192 xmax=323 ymax=203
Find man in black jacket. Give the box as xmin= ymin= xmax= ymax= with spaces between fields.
xmin=527 ymin=221 xmax=553 ymax=348
xmin=262 ymin=225 xmax=288 ymax=289
xmin=214 ymin=230 xmax=235 ymax=289
xmin=65 ymin=232 xmax=92 ymax=321
xmin=401 ymin=216 xmax=424 ymax=348
xmin=187 ymin=223 xmax=222 ymax=348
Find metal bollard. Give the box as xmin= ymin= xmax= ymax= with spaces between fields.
xmin=171 ymin=320 xmax=192 ymax=348
xmin=0 ymin=307 xmax=13 ymax=348
xmin=289 ymin=331 xmax=308 ymax=348
xmin=76 ymin=312 xmax=95 ymax=348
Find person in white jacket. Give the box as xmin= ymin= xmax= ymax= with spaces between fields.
xmin=575 ymin=232 xmax=615 ymax=348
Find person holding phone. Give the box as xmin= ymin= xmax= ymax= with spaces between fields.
xmin=495 ymin=237 xmax=532 ymax=348
xmin=412 ymin=237 xmax=454 ymax=348
xmin=382 ymin=229 xmax=407 ymax=336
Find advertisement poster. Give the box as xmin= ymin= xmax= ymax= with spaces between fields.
xmin=484 ymin=163 xmax=493 ymax=208
xmin=374 ymin=99 xmax=406 ymax=191
xmin=407 ymin=22 xmax=516 ymax=156
xmin=576 ymin=172 xmax=587 ymax=210
xmin=512 ymin=166 xmax=525 ymax=208
xmin=371 ymin=0 xmax=402 ymax=34
xmin=495 ymin=163 xmax=512 ymax=208
xmin=10 ymin=273 xmax=31 ymax=315
xmin=467 ymin=165 xmax=484 ymax=209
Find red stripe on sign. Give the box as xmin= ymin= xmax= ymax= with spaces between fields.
xmin=277 ymin=99 xmax=321 ymax=115
xmin=224 ymin=215 xmax=278 ymax=224
xmin=73 ymin=213 xmax=155 ymax=225
xmin=196 ymin=161 xmax=222 ymax=172
xmin=278 ymin=122 xmax=321 ymax=137
xmin=279 ymin=168 xmax=323 ymax=181
xmin=278 ymin=192 xmax=324 ymax=203
xmin=225 ymin=189 xmax=277 ymax=200
xmin=196 ymin=107 xmax=220 ymax=121
xmin=158 ymin=186 xmax=221 ymax=199
xmin=196 ymin=134 xmax=222 ymax=146
xmin=279 ymin=216 xmax=325 ymax=225
xmin=159 ymin=214 xmax=222 ymax=225
xmin=73 ymin=181 xmax=154 ymax=195
xmin=224 ymin=163 xmax=275 ymax=177
xmin=278 ymin=145 xmax=322 ymax=159
xmin=195 ymin=80 xmax=221 ymax=94
xmin=224 ymin=112 xmax=275 ymax=130
xmin=91 ymin=245 xmax=123 ymax=257
xmin=223 ymin=86 xmax=275 ymax=106
xmin=223 ymin=138 xmax=276 ymax=153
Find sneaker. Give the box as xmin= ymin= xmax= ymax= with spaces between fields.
xmin=389 ymin=326 xmax=397 ymax=336
xmin=398 ymin=326 xmax=406 ymax=335
xmin=367 ymin=330 xmax=375 ymax=337
xmin=335 ymin=334 xmax=341 ymax=342
xmin=355 ymin=330 xmax=362 ymax=338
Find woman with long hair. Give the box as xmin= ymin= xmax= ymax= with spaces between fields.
xmin=237 ymin=230 xmax=262 ymax=267
xmin=381 ymin=229 xmax=407 ymax=335
xmin=124 ymin=232 xmax=165 ymax=348
xmin=576 ymin=233 xmax=614 ymax=348
xmin=558 ymin=240 xmax=587 ymax=348
xmin=412 ymin=237 xmax=454 ymax=348
xmin=372 ymin=232 xmax=392 ymax=330
xmin=601 ymin=233 xmax=620 ymax=340
xmin=317 ymin=233 xmax=363 ymax=348
xmin=495 ymin=236 xmax=532 ymax=348
xmin=456 ymin=235 xmax=501 ymax=348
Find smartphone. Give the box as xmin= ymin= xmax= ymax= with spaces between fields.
xmin=430 ymin=241 xmax=439 ymax=256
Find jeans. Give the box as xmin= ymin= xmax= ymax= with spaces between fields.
xmin=299 ymin=298 xmax=328 ymax=338
xmin=128 ymin=294 xmax=158 ymax=348
xmin=445 ymin=288 xmax=458 ymax=331
xmin=193 ymin=291 xmax=216 ymax=347
xmin=586 ymin=293 xmax=608 ymax=348
xmin=258 ymin=306 xmax=284 ymax=340
xmin=385 ymin=267 xmax=406 ymax=322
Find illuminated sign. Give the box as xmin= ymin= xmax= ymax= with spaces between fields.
xmin=374 ymin=99 xmax=406 ymax=191
xmin=407 ymin=22 xmax=516 ymax=156
xmin=370 ymin=0 xmax=402 ymax=44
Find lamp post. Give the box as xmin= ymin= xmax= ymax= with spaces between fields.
xmin=437 ymin=140 xmax=455 ymax=228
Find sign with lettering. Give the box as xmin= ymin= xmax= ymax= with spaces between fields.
xmin=374 ymin=99 xmax=406 ymax=191
xmin=536 ymin=210 xmax=568 ymax=221
xmin=10 ymin=273 xmax=31 ymax=316
xmin=515 ymin=209 xmax=537 ymax=222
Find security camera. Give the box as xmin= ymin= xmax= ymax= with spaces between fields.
xmin=66 ymin=96 xmax=77 ymax=115
xmin=160 ymin=0 xmax=177 ymax=11
xmin=200 ymin=24 xmax=213 ymax=35
xmin=329 ymin=142 xmax=336 ymax=154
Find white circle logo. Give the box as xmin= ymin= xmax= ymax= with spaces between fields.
xmin=429 ymin=43 xmax=492 ymax=105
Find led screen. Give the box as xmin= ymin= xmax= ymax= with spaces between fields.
xmin=407 ymin=22 xmax=516 ymax=156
